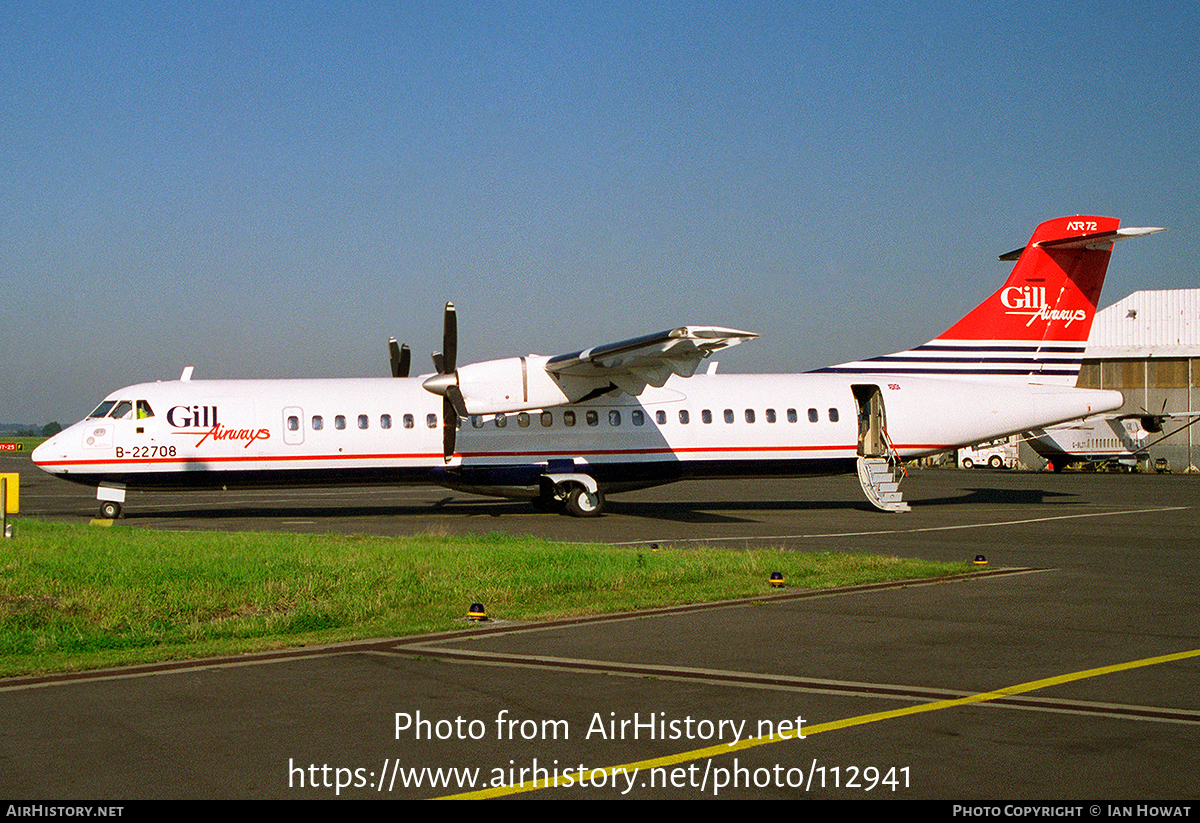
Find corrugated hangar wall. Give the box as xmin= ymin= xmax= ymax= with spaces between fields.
xmin=1067 ymin=290 xmax=1199 ymax=471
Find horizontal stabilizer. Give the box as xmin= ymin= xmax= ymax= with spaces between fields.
xmin=999 ymin=225 xmax=1165 ymax=261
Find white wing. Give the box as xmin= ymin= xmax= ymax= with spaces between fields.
xmin=426 ymin=326 xmax=758 ymax=415
xmin=544 ymin=326 xmax=758 ymax=398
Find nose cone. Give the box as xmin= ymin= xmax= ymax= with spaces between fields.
xmin=31 ymin=434 xmax=59 ymax=471
xmin=31 ymin=425 xmax=78 ymax=474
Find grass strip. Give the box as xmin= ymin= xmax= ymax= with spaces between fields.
xmin=0 ymin=519 xmax=969 ymax=677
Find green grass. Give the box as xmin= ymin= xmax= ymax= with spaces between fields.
xmin=0 ymin=519 xmax=972 ymax=677
xmin=0 ymin=437 xmax=44 ymax=455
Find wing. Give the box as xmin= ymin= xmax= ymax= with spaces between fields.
xmin=425 ymin=325 xmax=758 ymax=415
xmin=544 ymin=326 xmax=758 ymax=397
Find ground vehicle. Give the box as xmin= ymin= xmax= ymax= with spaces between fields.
xmin=958 ymin=438 xmax=1018 ymax=469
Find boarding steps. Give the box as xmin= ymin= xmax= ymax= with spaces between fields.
xmin=857 ymin=456 xmax=910 ymax=513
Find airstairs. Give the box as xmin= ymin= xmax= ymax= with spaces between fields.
xmin=856 ymin=424 xmax=910 ymax=513
xmin=856 ymin=456 xmax=909 ymax=512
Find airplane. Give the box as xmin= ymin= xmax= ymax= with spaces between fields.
xmin=1026 ymin=409 xmax=1200 ymax=472
xmin=33 ymin=215 xmax=1163 ymax=519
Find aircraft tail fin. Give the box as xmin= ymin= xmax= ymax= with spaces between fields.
xmin=819 ymin=216 xmax=1164 ymax=385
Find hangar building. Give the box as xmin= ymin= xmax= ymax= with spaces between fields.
xmin=1066 ymin=289 xmax=1200 ymax=471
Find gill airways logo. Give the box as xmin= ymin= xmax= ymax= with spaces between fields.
xmin=168 ymin=405 xmax=270 ymax=448
xmin=1000 ymin=286 xmax=1087 ymax=328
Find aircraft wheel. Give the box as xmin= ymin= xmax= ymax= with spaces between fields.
xmin=565 ymin=486 xmax=604 ymax=518
xmin=988 ymin=455 xmax=1003 ymax=469
xmin=961 ymin=458 xmax=974 ymax=469
xmin=98 ymin=501 xmax=121 ymax=519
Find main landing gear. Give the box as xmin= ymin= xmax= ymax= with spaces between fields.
xmin=532 ymin=475 xmax=606 ymax=518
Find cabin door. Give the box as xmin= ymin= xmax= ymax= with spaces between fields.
xmin=851 ymin=384 xmax=888 ymax=458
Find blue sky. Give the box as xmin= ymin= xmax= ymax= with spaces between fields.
xmin=3 ymin=1 xmax=1197 ymax=423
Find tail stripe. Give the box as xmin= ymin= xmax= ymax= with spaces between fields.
xmin=816 ymin=339 xmax=1087 ymax=379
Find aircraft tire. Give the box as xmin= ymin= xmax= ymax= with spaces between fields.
xmin=98 ymin=501 xmax=121 ymax=519
xmin=565 ymin=486 xmax=604 ymax=518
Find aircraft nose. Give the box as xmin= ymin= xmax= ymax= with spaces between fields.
xmin=32 ymin=432 xmax=63 ymax=469
xmin=31 ymin=438 xmax=50 ymax=467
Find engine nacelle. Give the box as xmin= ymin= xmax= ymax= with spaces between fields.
xmin=455 ymin=355 xmax=574 ymax=415
xmin=1140 ymin=415 xmax=1164 ymax=434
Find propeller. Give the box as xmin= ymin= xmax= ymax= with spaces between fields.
xmin=1138 ymin=398 xmax=1169 ymax=433
xmin=388 ymin=338 xmax=411 ymax=378
xmin=423 ymin=302 xmax=467 ymax=462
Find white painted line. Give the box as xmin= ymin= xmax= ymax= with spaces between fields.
xmin=609 ymin=506 xmax=1190 ymax=545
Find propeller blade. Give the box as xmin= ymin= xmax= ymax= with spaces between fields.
xmin=445 ymin=383 xmax=468 ymax=419
xmin=398 ymin=343 xmax=410 ymax=378
xmin=388 ymin=339 xmax=411 ymax=378
xmin=442 ymin=301 xmax=457 ymax=375
xmin=431 ymin=352 xmax=445 ymax=374
xmin=443 ymin=395 xmax=457 ymax=462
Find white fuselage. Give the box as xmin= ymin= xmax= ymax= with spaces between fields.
xmin=33 ymin=371 xmax=1124 ymax=498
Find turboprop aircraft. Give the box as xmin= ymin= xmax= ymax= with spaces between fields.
xmin=1026 ymin=409 xmax=1200 ymax=472
xmin=33 ymin=215 xmax=1162 ymax=518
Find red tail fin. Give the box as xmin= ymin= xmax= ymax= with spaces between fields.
xmin=819 ymin=216 xmax=1163 ymax=385
xmin=937 ymin=215 xmax=1120 ymax=343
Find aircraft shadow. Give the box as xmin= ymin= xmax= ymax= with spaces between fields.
xmin=119 ymin=484 xmax=1077 ymax=526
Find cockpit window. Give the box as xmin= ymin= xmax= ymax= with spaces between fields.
xmin=88 ymin=400 xmax=117 ymax=419
xmin=108 ymin=401 xmax=133 ymax=419
xmin=136 ymin=400 xmax=154 ymax=419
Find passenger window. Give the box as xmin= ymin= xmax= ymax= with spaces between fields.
xmin=564 ymin=411 xmax=576 ymax=427
xmin=426 ymin=414 xmax=438 ymax=429
xmin=541 ymin=411 xmax=553 ymax=427
xmin=679 ymin=410 xmax=689 ymax=424
xmin=381 ymin=414 xmax=392 ymax=429
xmin=656 ymin=410 xmax=666 ymax=425
xmin=828 ymin=408 xmax=839 ymax=423
xmin=766 ymin=409 xmax=776 ymax=423
xmin=702 ymin=409 xmax=712 ymax=424
xmin=724 ymin=409 xmax=734 ymax=424
xmin=312 ymin=415 xmax=323 ymax=430
xmin=136 ymin=400 xmax=154 ymax=419
xmin=586 ymin=410 xmax=599 ymax=426
xmin=358 ymin=414 xmax=369 ymax=429
xmin=403 ymin=414 xmax=414 ymax=429
xmin=745 ymin=409 xmax=755 ymax=423
xmin=335 ymin=415 xmax=346 ymax=430
xmin=518 ymin=413 xmax=530 ymax=428
xmin=632 ymin=410 xmax=644 ymax=426
xmin=609 ymin=410 xmax=621 ymax=426
xmin=787 ymin=409 xmax=798 ymax=423
xmin=808 ymin=408 xmax=818 ymax=422
xmin=287 ymin=416 xmax=299 ymax=431
xmin=494 ymin=413 xmax=507 ymax=428
xmin=471 ymin=416 xmax=484 ymax=429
